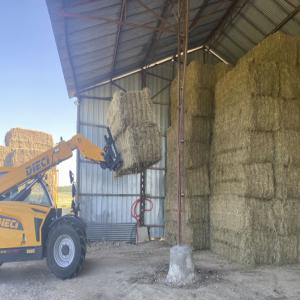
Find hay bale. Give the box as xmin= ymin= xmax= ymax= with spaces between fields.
xmin=107 ymin=89 xmax=162 ymax=175
xmin=166 ymin=165 xmax=210 ymax=199
xmin=185 ymin=61 xmax=216 ymax=89
xmin=167 ymin=126 xmax=211 ymax=169
xmin=214 ymin=62 xmax=233 ymax=83
xmin=280 ymin=65 xmax=300 ymax=99
xmin=185 ymin=167 xmax=210 ymax=196
xmin=212 ymin=163 xmax=274 ymax=199
xmin=212 ymin=132 xmax=274 ymax=164
xmin=0 ymin=146 xmax=10 ymax=167
xmin=5 ymin=128 xmax=53 ymax=149
xmin=274 ymin=130 xmax=300 ymax=165
xmin=238 ymin=32 xmax=299 ymax=67
xmin=185 ymin=88 xmax=214 ymax=117
xmin=170 ymin=62 xmax=216 ymax=124
xmin=168 ymin=116 xmax=211 ymax=145
xmin=114 ymin=124 xmax=161 ymax=176
xmin=107 ymin=88 xmax=155 ymax=138
xmin=250 ymin=198 xmax=300 ymax=236
xmin=281 ymin=100 xmax=300 ymax=130
xmin=4 ymin=149 xmax=44 ymax=167
xmin=216 ymin=62 xmax=280 ymax=101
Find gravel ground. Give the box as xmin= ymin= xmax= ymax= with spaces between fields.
xmin=0 ymin=241 xmax=299 ymax=300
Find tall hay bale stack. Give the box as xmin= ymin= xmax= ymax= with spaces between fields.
xmin=211 ymin=32 xmax=300 ymax=265
xmin=2 ymin=128 xmax=56 ymax=199
xmin=165 ymin=61 xmax=232 ymax=249
xmin=107 ymin=89 xmax=162 ymax=176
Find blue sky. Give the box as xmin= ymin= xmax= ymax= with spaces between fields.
xmin=0 ymin=1 xmax=76 ymax=186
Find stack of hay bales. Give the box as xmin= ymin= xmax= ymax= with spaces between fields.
xmin=1 ymin=128 xmax=57 ymax=198
xmin=165 ymin=61 xmax=232 ymax=249
xmin=211 ymin=32 xmax=300 ymax=264
xmin=107 ymin=88 xmax=162 ymax=176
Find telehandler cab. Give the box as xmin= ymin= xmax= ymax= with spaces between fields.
xmin=0 ymin=130 xmax=122 ymax=279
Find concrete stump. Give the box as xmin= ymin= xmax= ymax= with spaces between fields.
xmin=166 ymin=245 xmax=195 ymax=286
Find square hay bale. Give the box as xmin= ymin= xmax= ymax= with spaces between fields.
xmin=185 ymin=61 xmax=216 ymax=89
xmin=212 ymin=128 xmax=274 ymax=156
xmin=170 ymin=61 xmax=217 ymax=124
xmin=107 ymin=89 xmax=162 ymax=175
xmin=5 ymin=149 xmax=44 ymax=167
xmin=0 ymin=146 xmax=10 ymax=167
xmin=274 ymin=164 xmax=300 ymax=199
xmin=5 ymin=128 xmax=53 ymax=149
xmin=238 ymin=32 xmax=299 ymax=67
xmin=211 ymin=132 xmax=274 ymax=164
xmin=274 ymin=130 xmax=300 ymax=165
xmin=114 ymin=124 xmax=161 ymax=176
xmin=249 ymin=198 xmax=300 ymax=236
xmin=252 ymin=230 xmax=298 ymax=264
xmin=210 ymin=195 xmax=250 ymax=232
xmin=107 ymin=88 xmax=155 ymax=138
xmin=214 ymin=96 xmax=280 ymax=133
xmin=212 ymin=163 xmax=274 ymax=199
xmin=185 ymin=116 xmax=211 ymax=144
xmin=214 ymin=63 xmax=233 ymax=83
xmin=167 ymin=127 xmax=211 ymax=169
xmin=166 ymin=164 xmax=210 ymax=199
xmin=280 ymin=65 xmax=300 ymax=99
xmin=185 ymin=166 xmax=210 ymax=196
xmin=281 ymin=100 xmax=300 ymax=130
xmin=185 ymin=87 xmax=214 ymax=117
xmin=216 ymin=62 xmax=280 ymax=100
xmin=168 ymin=116 xmax=211 ymax=145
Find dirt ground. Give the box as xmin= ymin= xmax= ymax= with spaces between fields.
xmin=0 ymin=241 xmax=299 ymax=300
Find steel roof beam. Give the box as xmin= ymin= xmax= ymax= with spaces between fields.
xmin=268 ymin=4 xmax=300 ymax=35
xmin=60 ymin=10 xmax=176 ymax=34
xmin=136 ymin=0 xmax=173 ymax=28
xmin=204 ymin=0 xmax=250 ymax=48
xmin=111 ymin=0 xmax=127 ymax=77
xmin=142 ymin=0 xmax=174 ymax=65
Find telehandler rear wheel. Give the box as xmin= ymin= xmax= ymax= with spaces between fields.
xmin=46 ymin=220 xmax=86 ymax=279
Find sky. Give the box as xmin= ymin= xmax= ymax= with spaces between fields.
xmin=0 ymin=1 xmax=77 ymax=186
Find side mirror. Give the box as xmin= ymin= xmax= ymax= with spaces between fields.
xmin=69 ymin=170 xmax=74 ymax=184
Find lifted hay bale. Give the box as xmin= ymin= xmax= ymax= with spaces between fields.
xmin=107 ymin=89 xmax=162 ymax=176
xmin=107 ymin=88 xmax=155 ymax=138
xmin=115 ymin=124 xmax=161 ymax=176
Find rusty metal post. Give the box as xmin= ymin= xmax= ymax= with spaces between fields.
xmin=139 ymin=70 xmax=147 ymax=226
xmin=176 ymin=0 xmax=189 ymax=245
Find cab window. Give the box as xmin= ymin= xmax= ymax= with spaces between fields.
xmin=24 ymin=182 xmax=52 ymax=207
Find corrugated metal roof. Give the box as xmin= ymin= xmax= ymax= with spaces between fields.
xmin=213 ymin=0 xmax=300 ymax=63
xmin=47 ymin=0 xmax=300 ymax=96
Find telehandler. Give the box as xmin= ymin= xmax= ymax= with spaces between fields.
xmin=0 ymin=130 xmax=122 ymax=279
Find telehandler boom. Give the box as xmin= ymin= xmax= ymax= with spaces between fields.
xmin=0 ymin=129 xmax=122 ymax=279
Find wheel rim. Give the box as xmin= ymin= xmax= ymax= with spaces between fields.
xmin=53 ymin=234 xmax=75 ymax=268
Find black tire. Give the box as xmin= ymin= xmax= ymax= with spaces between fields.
xmin=46 ymin=221 xmax=86 ymax=279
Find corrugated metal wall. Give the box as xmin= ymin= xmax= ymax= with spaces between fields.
xmin=77 ymin=49 xmax=220 ymax=241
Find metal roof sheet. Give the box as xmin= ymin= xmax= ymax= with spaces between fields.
xmin=47 ymin=0 xmax=300 ymax=96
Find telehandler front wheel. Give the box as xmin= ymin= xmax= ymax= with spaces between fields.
xmin=46 ymin=221 xmax=86 ymax=279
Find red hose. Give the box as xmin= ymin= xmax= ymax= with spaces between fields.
xmin=131 ymin=197 xmax=153 ymax=226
